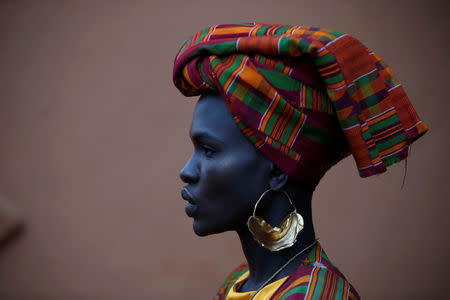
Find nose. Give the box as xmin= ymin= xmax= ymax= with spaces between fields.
xmin=179 ymin=154 xmax=199 ymax=184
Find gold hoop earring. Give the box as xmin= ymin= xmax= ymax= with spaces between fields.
xmin=247 ymin=189 xmax=304 ymax=252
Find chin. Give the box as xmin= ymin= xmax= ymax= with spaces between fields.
xmin=192 ymin=219 xmax=227 ymax=237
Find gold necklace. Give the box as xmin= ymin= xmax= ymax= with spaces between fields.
xmin=248 ymin=239 xmax=318 ymax=300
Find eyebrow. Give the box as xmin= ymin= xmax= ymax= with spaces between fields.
xmin=190 ymin=131 xmax=224 ymax=145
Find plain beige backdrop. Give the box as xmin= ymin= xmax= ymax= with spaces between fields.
xmin=0 ymin=0 xmax=449 ymax=299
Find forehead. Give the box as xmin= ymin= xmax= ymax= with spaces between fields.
xmin=190 ymin=94 xmax=241 ymax=141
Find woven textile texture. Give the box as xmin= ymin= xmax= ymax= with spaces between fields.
xmin=173 ymin=23 xmax=428 ymax=187
xmin=214 ymin=242 xmax=360 ymax=299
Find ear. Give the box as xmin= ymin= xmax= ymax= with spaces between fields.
xmin=268 ymin=163 xmax=289 ymax=191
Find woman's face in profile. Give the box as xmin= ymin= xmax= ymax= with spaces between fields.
xmin=180 ymin=94 xmax=272 ymax=236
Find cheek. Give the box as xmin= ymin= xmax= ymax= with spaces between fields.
xmin=203 ymin=154 xmax=268 ymax=200
xmin=201 ymin=158 xmax=240 ymax=194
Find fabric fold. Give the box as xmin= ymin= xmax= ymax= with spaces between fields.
xmin=173 ymin=23 xmax=428 ymax=187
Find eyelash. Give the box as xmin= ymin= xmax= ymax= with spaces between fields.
xmin=201 ymin=145 xmax=216 ymax=157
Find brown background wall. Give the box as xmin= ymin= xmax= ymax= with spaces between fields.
xmin=0 ymin=0 xmax=449 ymax=299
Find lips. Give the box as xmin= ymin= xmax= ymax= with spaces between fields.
xmin=181 ymin=187 xmax=198 ymax=217
xmin=181 ymin=187 xmax=195 ymax=203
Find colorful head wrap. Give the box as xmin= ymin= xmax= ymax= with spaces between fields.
xmin=173 ymin=23 xmax=428 ymax=188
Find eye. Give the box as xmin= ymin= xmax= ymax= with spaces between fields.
xmin=201 ymin=144 xmax=216 ymax=157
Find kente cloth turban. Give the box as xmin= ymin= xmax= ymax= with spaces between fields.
xmin=173 ymin=23 xmax=428 ymax=188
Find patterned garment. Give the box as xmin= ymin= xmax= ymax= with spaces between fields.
xmin=224 ymin=268 xmax=287 ymax=299
xmin=173 ymin=23 xmax=428 ymax=187
xmin=214 ymin=243 xmax=359 ymax=300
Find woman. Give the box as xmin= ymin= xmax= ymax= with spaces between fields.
xmin=173 ymin=23 xmax=427 ymax=299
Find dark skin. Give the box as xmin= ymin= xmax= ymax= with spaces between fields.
xmin=180 ymin=94 xmax=316 ymax=292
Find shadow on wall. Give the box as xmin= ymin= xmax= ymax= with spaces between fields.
xmin=0 ymin=195 xmax=24 ymax=252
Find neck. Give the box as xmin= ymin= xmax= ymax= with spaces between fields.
xmin=236 ymin=185 xmax=316 ymax=292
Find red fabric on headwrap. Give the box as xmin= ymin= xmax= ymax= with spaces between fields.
xmin=173 ymin=23 xmax=428 ymax=187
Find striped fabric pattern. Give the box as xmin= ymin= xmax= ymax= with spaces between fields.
xmin=173 ymin=23 xmax=428 ymax=186
xmin=214 ymin=263 xmax=249 ymax=300
xmin=214 ymin=243 xmax=359 ymax=300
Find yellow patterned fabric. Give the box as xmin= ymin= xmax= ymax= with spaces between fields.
xmin=225 ymin=270 xmax=288 ymax=300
